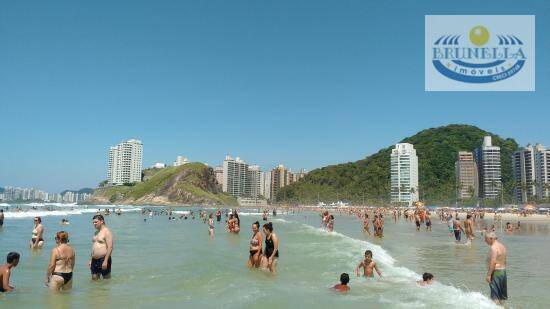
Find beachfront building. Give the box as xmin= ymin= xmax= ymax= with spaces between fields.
xmin=222 ymin=155 xmax=249 ymax=197
xmin=455 ymin=151 xmax=478 ymax=201
xmin=173 ymin=156 xmax=190 ymax=167
xmin=260 ymin=171 xmax=272 ymax=200
xmin=535 ymin=144 xmax=550 ymax=200
xmin=390 ymin=143 xmax=419 ymax=205
xmin=271 ymin=164 xmax=291 ymax=201
xmin=513 ymin=145 xmax=536 ymax=203
xmin=246 ymin=165 xmax=262 ymax=198
xmin=214 ymin=166 xmax=224 ymax=187
xmin=108 ymin=139 xmax=143 ymax=186
xmin=475 ymin=136 xmax=501 ymax=199
xmin=151 ymin=162 xmax=166 ymax=169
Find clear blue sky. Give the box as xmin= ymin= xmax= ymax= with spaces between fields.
xmin=1 ymin=0 xmax=548 ymax=192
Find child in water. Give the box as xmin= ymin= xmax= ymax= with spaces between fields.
xmin=333 ymin=273 xmax=350 ymax=292
xmin=417 ymin=273 xmax=434 ymax=286
xmin=356 ymin=250 xmax=382 ymax=278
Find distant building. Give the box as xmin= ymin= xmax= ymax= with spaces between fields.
xmin=475 ymin=136 xmax=501 ymax=199
xmin=214 ymin=166 xmax=224 ymax=187
xmin=513 ymin=145 xmax=536 ymax=203
xmin=455 ymin=151 xmax=478 ymax=200
xmin=108 ymin=139 xmax=143 ymax=186
xmin=271 ymin=165 xmax=291 ymax=200
xmin=238 ymin=197 xmax=268 ymax=207
xmin=534 ymin=144 xmax=550 ymax=200
xmin=173 ymin=156 xmax=190 ymax=167
xmin=247 ymin=165 xmax=262 ymax=198
xmin=151 ymin=162 xmax=166 ymax=169
xmin=390 ymin=143 xmax=419 ymax=205
xmin=222 ymin=156 xmax=249 ymax=197
xmin=260 ymin=171 xmax=272 ymax=200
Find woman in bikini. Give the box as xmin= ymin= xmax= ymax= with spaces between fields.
xmin=45 ymin=231 xmax=75 ymax=291
xmin=247 ymin=221 xmax=262 ymax=269
xmin=30 ymin=217 xmax=44 ymax=249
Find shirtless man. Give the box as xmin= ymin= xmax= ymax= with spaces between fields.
xmin=464 ymin=214 xmax=475 ymax=241
xmin=453 ymin=217 xmax=465 ymax=243
xmin=485 ymin=232 xmax=507 ymax=305
xmin=356 ymin=250 xmax=382 ymax=278
xmin=0 ymin=209 xmax=4 ymax=227
xmin=363 ymin=214 xmax=371 ymax=235
xmin=90 ymin=215 xmax=114 ymax=280
xmin=0 ymin=252 xmax=20 ymax=293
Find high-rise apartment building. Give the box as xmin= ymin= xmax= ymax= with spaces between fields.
xmin=222 ymin=156 xmax=248 ymax=197
xmin=214 ymin=166 xmax=224 ymax=188
xmin=108 ymin=139 xmax=143 ymax=186
xmin=271 ymin=165 xmax=290 ymax=200
xmin=390 ymin=143 xmax=419 ymax=205
xmin=455 ymin=151 xmax=478 ymax=200
xmin=513 ymin=145 xmax=536 ymax=203
xmin=534 ymin=144 xmax=550 ymax=200
xmin=475 ymin=136 xmax=501 ymax=199
xmin=246 ymin=165 xmax=262 ymax=198
xmin=260 ymin=171 xmax=272 ymax=200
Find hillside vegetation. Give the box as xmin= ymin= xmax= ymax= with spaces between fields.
xmin=277 ymin=124 xmax=518 ymax=205
xmin=87 ymin=163 xmax=237 ymax=206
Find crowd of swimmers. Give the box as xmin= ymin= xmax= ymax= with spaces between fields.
xmin=1 ymin=205 xmax=509 ymax=306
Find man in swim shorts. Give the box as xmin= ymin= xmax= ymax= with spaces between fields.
xmin=90 ymin=214 xmax=114 ymax=280
xmin=485 ymin=232 xmax=507 ymax=305
xmin=453 ymin=217 xmax=464 ymax=243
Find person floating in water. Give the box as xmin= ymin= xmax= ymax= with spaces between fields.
xmin=45 ymin=231 xmax=75 ymax=291
xmin=90 ymin=215 xmax=114 ymax=280
xmin=485 ymin=232 xmax=507 ymax=305
xmin=333 ymin=273 xmax=350 ymax=292
xmin=356 ymin=250 xmax=382 ymax=278
xmin=417 ymin=273 xmax=434 ymax=286
xmin=30 ymin=217 xmax=45 ymax=249
xmin=0 ymin=252 xmax=20 ymax=293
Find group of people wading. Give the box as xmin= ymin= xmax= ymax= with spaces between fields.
xmin=1 ymin=214 xmax=113 ymax=293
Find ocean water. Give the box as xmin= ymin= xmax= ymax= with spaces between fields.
xmin=1 ymin=204 xmax=549 ymax=308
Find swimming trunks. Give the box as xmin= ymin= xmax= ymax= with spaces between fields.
xmin=454 ymin=230 xmax=461 ymax=242
xmin=90 ymin=256 xmax=112 ymax=276
xmin=52 ymin=272 xmax=73 ymax=284
xmin=490 ymin=269 xmax=507 ymax=301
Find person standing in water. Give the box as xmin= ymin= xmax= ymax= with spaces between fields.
xmin=247 ymin=221 xmax=262 ymax=269
xmin=485 ymin=232 xmax=507 ymax=305
xmin=90 ymin=215 xmax=114 ymax=280
xmin=0 ymin=252 xmax=20 ymax=293
xmin=30 ymin=217 xmax=45 ymax=249
xmin=425 ymin=211 xmax=432 ymax=231
xmin=0 ymin=209 xmax=4 ymax=227
xmin=356 ymin=250 xmax=382 ymax=278
xmin=453 ymin=217 xmax=465 ymax=243
xmin=464 ymin=214 xmax=475 ymax=241
xmin=261 ymin=222 xmax=279 ymax=274
xmin=363 ymin=214 xmax=371 ymax=235
xmin=45 ymin=231 xmax=75 ymax=291
xmin=208 ymin=213 xmax=215 ymax=237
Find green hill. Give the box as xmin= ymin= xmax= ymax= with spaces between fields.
xmin=277 ymin=124 xmax=519 ymax=205
xmin=87 ymin=163 xmax=237 ymax=206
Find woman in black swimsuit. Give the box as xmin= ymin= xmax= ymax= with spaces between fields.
xmin=262 ymin=222 xmax=279 ymax=275
xmin=247 ymin=221 xmax=262 ymax=269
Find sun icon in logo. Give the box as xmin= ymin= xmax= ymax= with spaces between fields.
xmin=469 ymin=25 xmax=490 ymax=46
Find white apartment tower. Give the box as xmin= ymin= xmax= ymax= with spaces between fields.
xmin=390 ymin=143 xmax=419 ymax=205
xmin=260 ymin=171 xmax=272 ymax=200
xmin=535 ymin=144 xmax=550 ymax=200
xmin=214 ymin=166 xmax=224 ymax=188
xmin=246 ymin=165 xmax=262 ymax=198
xmin=222 ymin=156 xmax=249 ymax=197
xmin=475 ymin=136 xmax=502 ymax=199
xmin=108 ymin=139 xmax=143 ymax=185
xmin=513 ymin=145 xmax=536 ymax=203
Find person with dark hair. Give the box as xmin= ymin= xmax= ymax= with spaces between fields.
xmin=417 ymin=273 xmax=434 ymax=286
xmin=247 ymin=221 xmax=262 ymax=269
xmin=333 ymin=273 xmax=350 ymax=292
xmin=1 ymin=252 xmax=20 ymax=292
xmin=356 ymin=250 xmax=382 ymax=278
xmin=0 ymin=209 xmax=4 ymax=226
xmin=90 ymin=214 xmax=114 ymax=280
xmin=30 ymin=217 xmax=45 ymax=249
xmin=465 ymin=214 xmax=475 ymax=241
xmin=45 ymin=231 xmax=75 ymax=291
xmin=261 ymin=222 xmax=279 ymax=274
xmin=208 ymin=213 xmax=215 ymax=237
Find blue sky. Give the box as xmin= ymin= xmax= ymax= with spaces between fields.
xmin=1 ymin=0 xmax=548 ymax=192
